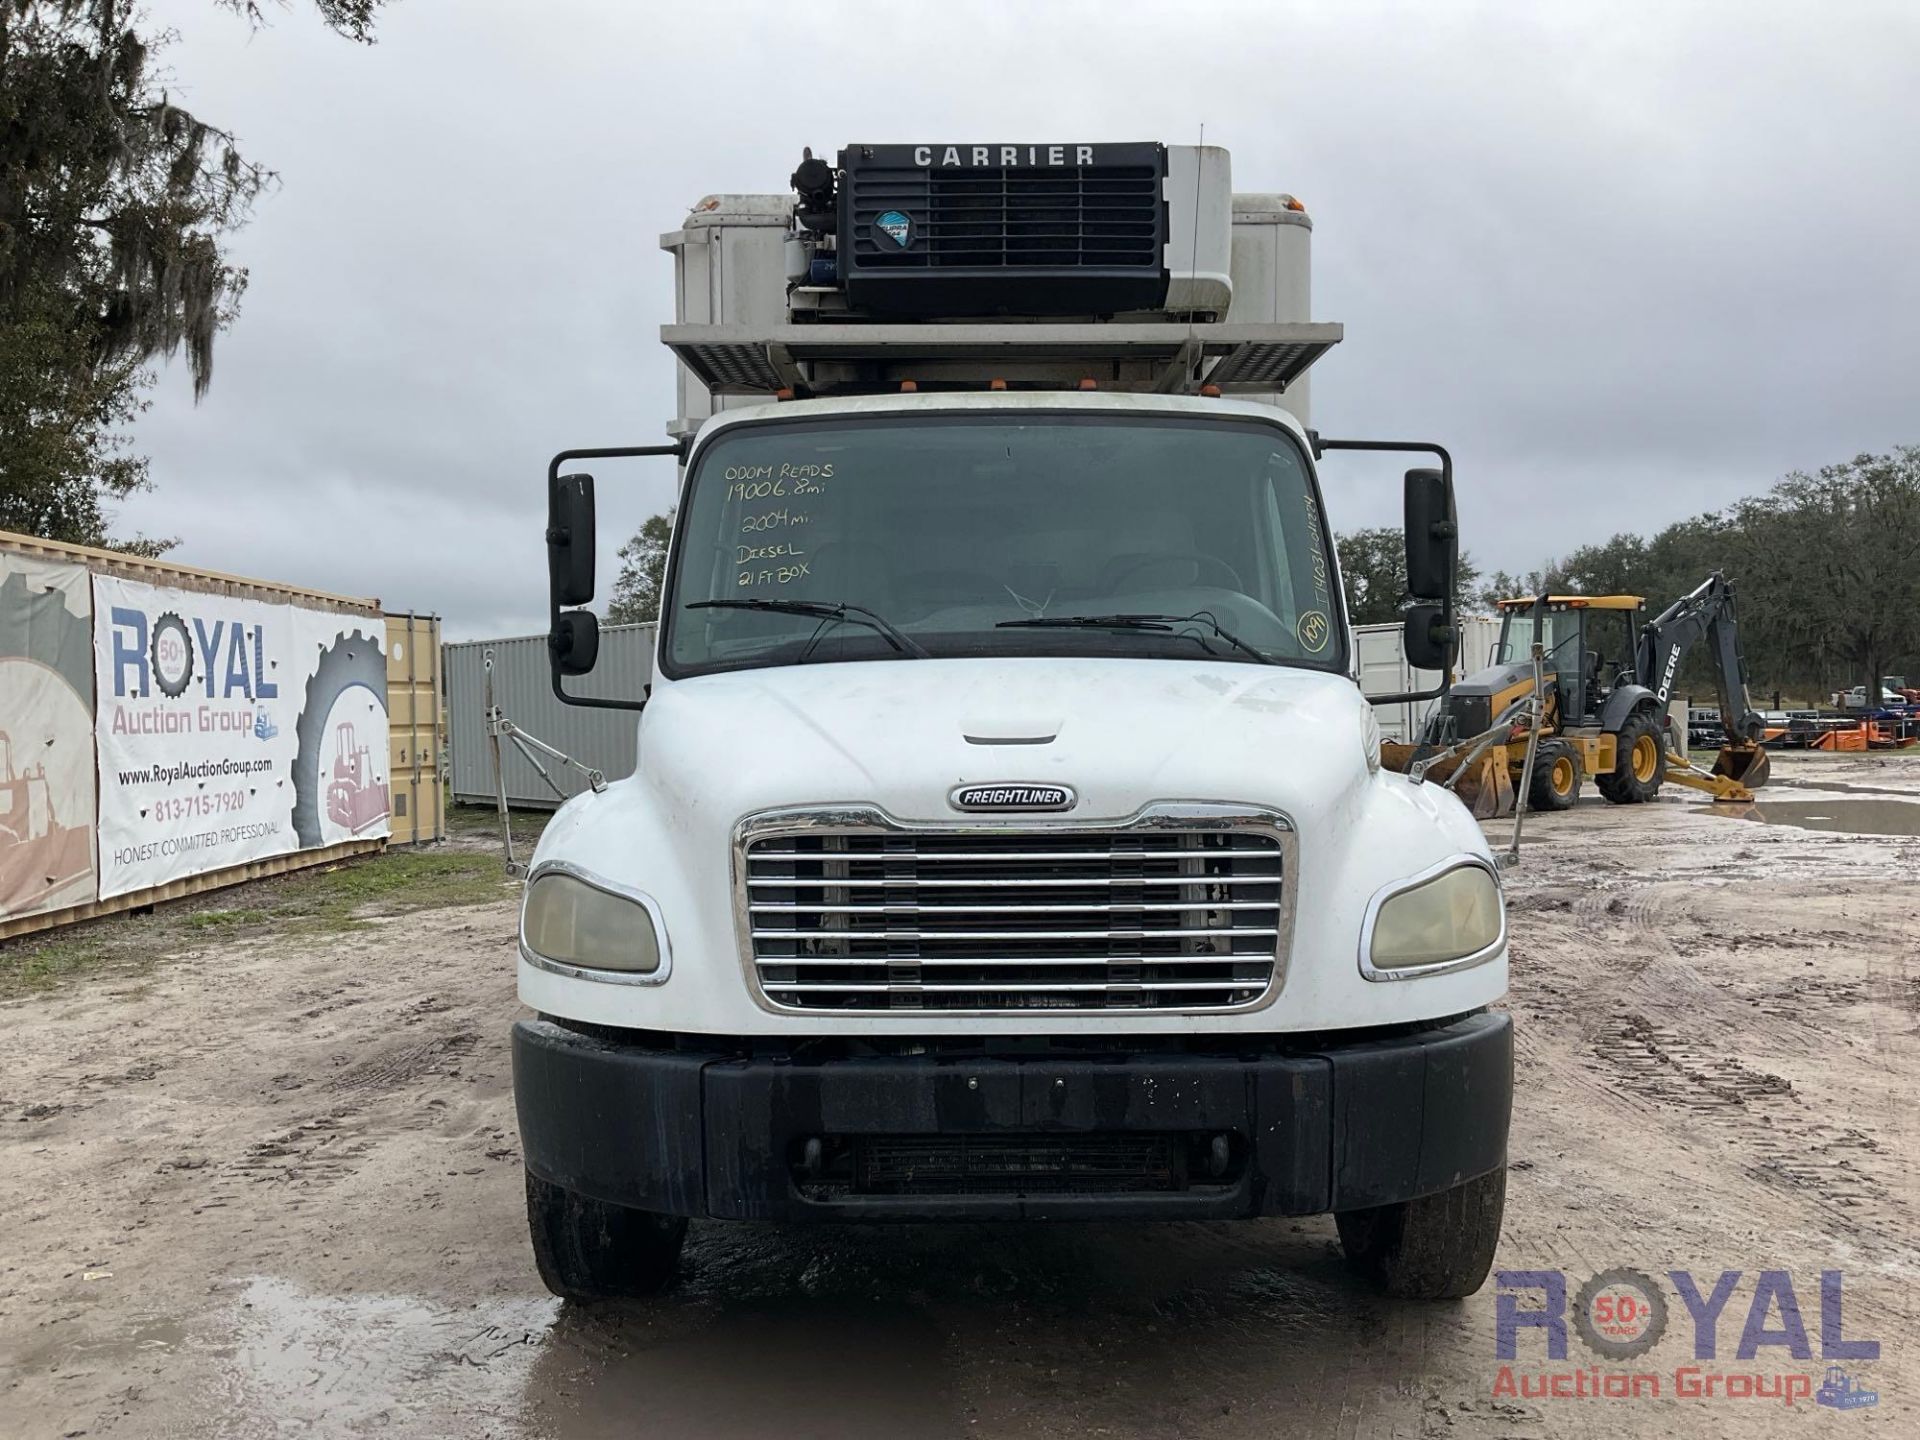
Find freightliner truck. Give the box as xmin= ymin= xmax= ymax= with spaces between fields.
xmin=514 ymin=141 xmax=1512 ymax=1301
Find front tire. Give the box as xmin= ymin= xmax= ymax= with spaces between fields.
xmin=525 ymin=1170 xmax=687 ymax=1302
xmin=1526 ymin=739 xmax=1581 ymax=812
xmin=1596 ymin=709 xmax=1665 ymax=804
xmin=1336 ymin=1167 xmax=1506 ymax=1299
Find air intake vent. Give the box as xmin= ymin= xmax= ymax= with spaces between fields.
xmin=849 ymin=1134 xmax=1184 ymax=1195
xmin=836 ymin=142 xmax=1168 ymax=318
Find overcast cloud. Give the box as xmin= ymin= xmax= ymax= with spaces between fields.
xmin=117 ymin=0 xmax=1919 ymax=638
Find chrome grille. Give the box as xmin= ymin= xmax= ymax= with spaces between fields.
xmin=741 ymin=816 xmax=1286 ymax=1012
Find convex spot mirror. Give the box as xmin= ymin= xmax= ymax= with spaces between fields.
xmin=550 ymin=610 xmax=600 ymax=677
xmin=1403 ymin=602 xmax=1453 ymax=671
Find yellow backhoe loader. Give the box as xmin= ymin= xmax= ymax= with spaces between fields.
xmin=1382 ymin=573 xmax=1771 ymax=818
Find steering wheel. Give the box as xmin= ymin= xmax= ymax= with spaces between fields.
xmin=1105 ymin=552 xmax=1246 ymax=594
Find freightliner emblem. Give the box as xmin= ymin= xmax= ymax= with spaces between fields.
xmin=950 ymin=783 xmax=1077 ymax=813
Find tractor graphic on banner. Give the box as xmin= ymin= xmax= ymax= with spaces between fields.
xmin=0 ymin=729 xmax=93 ymax=913
xmin=325 ymin=721 xmax=391 ymax=835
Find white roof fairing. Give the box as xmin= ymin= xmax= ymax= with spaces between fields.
xmin=689 ymin=389 xmax=1315 ymax=451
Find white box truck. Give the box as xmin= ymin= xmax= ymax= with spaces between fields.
xmin=514 ymin=142 xmax=1511 ymax=1302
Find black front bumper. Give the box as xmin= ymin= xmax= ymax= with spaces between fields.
xmin=513 ymin=1011 xmax=1512 ymax=1222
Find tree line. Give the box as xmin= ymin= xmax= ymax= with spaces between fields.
xmin=1337 ymin=448 xmax=1920 ymax=698
xmin=1469 ymin=449 xmax=1920 ymax=703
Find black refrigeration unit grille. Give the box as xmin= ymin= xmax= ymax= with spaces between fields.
xmin=836 ymin=142 xmax=1169 ymax=318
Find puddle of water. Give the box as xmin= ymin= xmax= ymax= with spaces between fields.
xmin=6 ymin=1314 xmax=189 ymax=1371
xmin=513 ymin=1221 xmax=1382 ymax=1440
xmin=199 ymin=1277 xmax=558 ymax=1437
xmin=1728 ymin=799 xmax=1920 ymax=837
xmin=178 ymin=1221 xmax=1398 ymax=1440
xmin=189 ymin=1268 xmax=960 ymax=1440
xmin=1765 ymin=776 xmax=1920 ymax=800
xmin=527 ymin=1296 xmax=960 ymax=1440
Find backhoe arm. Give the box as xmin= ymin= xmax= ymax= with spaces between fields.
xmin=1703 ymin=593 xmax=1766 ymax=744
xmin=1637 ymin=572 xmax=1770 ymax=794
xmin=1639 ymin=573 xmax=1766 ymax=740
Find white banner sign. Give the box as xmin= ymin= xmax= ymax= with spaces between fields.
xmin=92 ymin=577 xmax=390 ymax=900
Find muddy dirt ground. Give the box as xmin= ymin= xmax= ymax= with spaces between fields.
xmin=2 ymin=754 xmax=1915 ymax=1439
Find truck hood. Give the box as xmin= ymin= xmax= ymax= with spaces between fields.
xmin=526 ymin=654 xmax=1506 ymax=1037
xmin=636 ymin=656 xmax=1374 ymax=826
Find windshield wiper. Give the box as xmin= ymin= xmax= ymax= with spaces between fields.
xmin=687 ymin=598 xmax=931 ymax=658
xmin=996 ymin=611 xmax=1276 ymax=665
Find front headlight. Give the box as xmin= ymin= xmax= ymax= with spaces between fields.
xmin=521 ymin=870 xmax=663 ymax=975
xmin=1366 ymin=861 xmax=1503 ymax=974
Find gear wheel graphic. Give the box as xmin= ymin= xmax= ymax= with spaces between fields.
xmin=1573 ymin=1267 xmax=1669 ymax=1360
xmin=291 ymin=629 xmax=388 ymax=847
xmin=150 ymin=611 xmax=195 ymax=698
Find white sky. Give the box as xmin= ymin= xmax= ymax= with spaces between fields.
xmin=120 ymin=0 xmax=1920 ymax=638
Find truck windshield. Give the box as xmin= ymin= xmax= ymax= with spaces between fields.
xmin=661 ymin=414 xmax=1344 ymax=678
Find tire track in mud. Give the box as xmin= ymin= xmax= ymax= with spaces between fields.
xmin=1496 ymin=823 xmax=1919 ymax=1377
xmin=1505 ymin=883 xmax=1685 ymax=1124
xmin=1745 ymin=1126 xmax=1885 ymax=1210
xmin=214 ymin=1030 xmax=482 ymax=1200
xmin=1540 ymin=877 xmax=1912 ymax=1256
xmin=225 ymin=1112 xmax=370 ymax=1194
xmin=327 ymin=1031 xmax=479 ymax=1096
xmin=7 ymin=1053 xmax=180 ymax=1127
xmin=1590 ymin=1012 xmax=1793 ymax=1109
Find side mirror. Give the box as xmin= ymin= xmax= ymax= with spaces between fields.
xmin=550 ymin=610 xmax=600 ymax=677
xmin=543 ymin=441 xmax=683 ymax=712
xmin=1403 ymin=603 xmax=1454 ymax=671
xmin=1404 ymin=467 xmax=1456 ymax=601
xmin=548 ymin=473 xmax=596 ymax=607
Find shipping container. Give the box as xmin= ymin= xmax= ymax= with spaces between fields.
xmin=1357 ymin=615 xmax=1503 ymax=743
xmin=445 ymin=624 xmax=655 ymax=808
xmin=0 ymin=528 xmax=395 ymax=941
xmin=384 ymin=613 xmax=446 ymax=844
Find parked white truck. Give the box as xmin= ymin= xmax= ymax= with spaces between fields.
xmin=514 ymin=142 xmax=1511 ymax=1302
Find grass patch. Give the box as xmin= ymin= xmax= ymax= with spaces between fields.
xmin=447 ymin=798 xmax=554 ymax=850
xmin=1 ymin=845 xmax=519 ymax=998
xmin=276 ymin=849 xmax=515 ymax=928
xmin=184 ymin=907 xmax=274 ymax=930
xmin=0 ymin=935 xmax=125 ymax=992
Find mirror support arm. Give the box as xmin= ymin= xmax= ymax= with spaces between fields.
xmin=1308 ymin=434 xmax=1453 ymax=485
xmin=1368 ymin=681 xmax=1449 ymax=706
xmin=547 ymin=442 xmax=687 ymax=713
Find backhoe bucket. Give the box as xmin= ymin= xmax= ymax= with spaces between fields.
xmin=1712 ymin=743 xmax=1770 ymax=790
xmin=1380 ymin=743 xmax=1518 ymax=820
xmin=1451 ymin=750 xmax=1517 ymax=820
